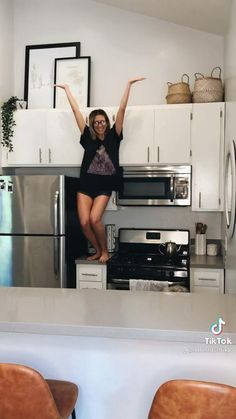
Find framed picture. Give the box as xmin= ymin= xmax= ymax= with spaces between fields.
xmin=24 ymin=42 xmax=80 ymax=109
xmin=54 ymin=56 xmax=91 ymax=109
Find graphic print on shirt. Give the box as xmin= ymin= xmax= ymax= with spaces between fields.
xmin=87 ymin=145 xmax=116 ymax=175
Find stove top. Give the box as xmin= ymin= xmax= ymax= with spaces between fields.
xmin=109 ymin=252 xmax=188 ymax=269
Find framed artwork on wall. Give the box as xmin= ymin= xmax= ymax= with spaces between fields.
xmin=54 ymin=56 xmax=91 ymax=109
xmin=24 ymin=42 xmax=80 ymax=109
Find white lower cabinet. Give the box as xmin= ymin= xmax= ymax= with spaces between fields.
xmin=190 ymin=268 xmax=224 ymax=294
xmin=76 ymin=264 xmax=106 ymax=289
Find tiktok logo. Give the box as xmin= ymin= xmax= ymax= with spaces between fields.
xmin=210 ymin=317 xmax=226 ymax=335
xmin=205 ymin=317 xmax=231 ymax=346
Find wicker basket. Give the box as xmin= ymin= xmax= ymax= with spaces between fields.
xmin=193 ymin=66 xmax=223 ymax=103
xmin=166 ymin=74 xmax=191 ymax=104
xmin=166 ymin=93 xmax=192 ymax=104
xmin=167 ymin=74 xmax=191 ymax=95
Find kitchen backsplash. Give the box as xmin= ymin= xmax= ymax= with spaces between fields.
xmin=103 ymin=206 xmax=222 ymax=240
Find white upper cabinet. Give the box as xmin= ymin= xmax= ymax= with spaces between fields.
xmin=2 ymin=110 xmax=83 ymax=166
xmin=154 ymin=104 xmax=191 ymax=164
xmin=120 ymin=104 xmax=191 ymax=165
xmin=120 ymin=106 xmax=154 ymax=165
xmin=46 ymin=110 xmax=83 ymax=165
xmin=2 ymin=110 xmax=47 ymax=166
xmin=191 ymin=102 xmax=225 ymax=211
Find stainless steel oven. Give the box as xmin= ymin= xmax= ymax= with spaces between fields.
xmin=107 ymin=228 xmax=190 ymax=292
xmin=117 ymin=165 xmax=191 ymax=206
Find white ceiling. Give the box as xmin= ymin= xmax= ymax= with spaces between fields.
xmin=92 ymin=0 xmax=232 ymax=35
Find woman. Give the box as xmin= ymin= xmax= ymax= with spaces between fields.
xmin=55 ymin=77 xmax=145 ymax=262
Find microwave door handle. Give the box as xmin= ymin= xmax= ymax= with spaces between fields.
xmin=170 ymin=175 xmax=174 ymax=202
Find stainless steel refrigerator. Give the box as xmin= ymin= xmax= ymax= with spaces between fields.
xmin=0 ymin=175 xmax=87 ymax=288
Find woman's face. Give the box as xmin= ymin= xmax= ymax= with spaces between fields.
xmin=93 ymin=114 xmax=107 ymax=137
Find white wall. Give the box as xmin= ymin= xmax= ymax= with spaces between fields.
xmin=0 ymin=0 xmax=14 ymax=172
xmin=13 ymin=0 xmax=224 ymax=106
xmin=0 ymin=0 xmax=14 ymax=105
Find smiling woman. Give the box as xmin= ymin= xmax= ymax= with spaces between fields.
xmin=54 ymin=78 xmax=145 ymax=263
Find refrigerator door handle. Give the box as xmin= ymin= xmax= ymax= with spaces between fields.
xmin=53 ymin=237 xmax=59 ymax=277
xmin=53 ymin=191 xmax=59 ymax=235
xmin=225 ymin=140 xmax=236 ymax=238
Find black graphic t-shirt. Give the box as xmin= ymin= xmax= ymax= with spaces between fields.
xmin=79 ymin=124 xmax=123 ymax=192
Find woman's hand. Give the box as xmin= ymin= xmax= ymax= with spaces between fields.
xmin=54 ymin=83 xmax=69 ymax=90
xmin=128 ymin=77 xmax=146 ymax=85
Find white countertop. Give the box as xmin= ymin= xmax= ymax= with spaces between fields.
xmin=0 ymin=287 xmax=235 ymax=343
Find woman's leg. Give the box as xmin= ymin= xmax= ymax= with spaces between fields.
xmin=89 ymin=195 xmax=111 ymax=263
xmin=76 ymin=192 xmax=101 ymax=260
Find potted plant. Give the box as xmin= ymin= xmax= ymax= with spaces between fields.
xmin=1 ymin=96 xmax=19 ymax=152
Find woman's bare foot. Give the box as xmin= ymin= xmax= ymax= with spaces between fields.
xmin=99 ymin=251 xmax=109 ymax=263
xmin=87 ymin=251 xmax=101 ymax=261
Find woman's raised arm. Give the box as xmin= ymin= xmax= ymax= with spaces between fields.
xmin=115 ymin=77 xmax=146 ymax=136
xmin=54 ymin=84 xmax=86 ymax=134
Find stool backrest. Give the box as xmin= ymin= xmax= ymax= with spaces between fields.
xmin=148 ymin=379 xmax=236 ymax=419
xmin=0 ymin=363 xmax=61 ymax=419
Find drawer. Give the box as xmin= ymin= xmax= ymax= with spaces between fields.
xmin=192 ymin=270 xmax=222 ymax=287
xmin=79 ymin=281 xmax=103 ymax=290
xmin=78 ymin=266 xmax=103 ymax=282
xmin=192 ymin=286 xmax=220 ymax=294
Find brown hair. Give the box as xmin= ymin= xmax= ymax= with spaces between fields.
xmin=89 ymin=109 xmax=110 ymax=139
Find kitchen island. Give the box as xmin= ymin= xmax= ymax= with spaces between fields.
xmin=0 ymin=288 xmax=235 ymax=419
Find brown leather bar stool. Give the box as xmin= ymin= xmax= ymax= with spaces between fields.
xmin=0 ymin=363 xmax=78 ymax=419
xmin=148 ymin=379 xmax=236 ymax=419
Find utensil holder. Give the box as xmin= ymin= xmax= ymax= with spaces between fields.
xmin=195 ymin=234 xmax=206 ymax=255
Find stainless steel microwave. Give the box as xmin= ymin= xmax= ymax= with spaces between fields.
xmin=117 ymin=165 xmax=191 ymax=206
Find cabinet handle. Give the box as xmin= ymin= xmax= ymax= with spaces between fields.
xmin=39 ymin=148 xmax=42 ymax=163
xmin=198 ymin=278 xmax=216 ymax=281
xmin=49 ymin=148 xmax=52 ymax=163
xmin=199 ymin=192 xmax=202 ymax=208
xmin=157 ymin=146 xmax=160 ymax=162
xmin=81 ymin=273 xmax=98 ymax=277
xmin=147 ymin=147 xmax=150 ymax=162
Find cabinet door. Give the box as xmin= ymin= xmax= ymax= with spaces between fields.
xmin=76 ymin=264 xmax=106 ymax=289
xmin=190 ymin=268 xmax=224 ymax=293
xmin=79 ymin=281 xmax=103 ymax=289
xmin=192 ymin=286 xmax=220 ymax=294
xmin=46 ymin=110 xmax=84 ymax=165
xmin=3 ymin=110 xmax=47 ymax=166
xmin=119 ymin=106 xmax=154 ymax=165
xmin=154 ymin=105 xmax=191 ymax=164
xmin=191 ymin=103 xmax=224 ymax=211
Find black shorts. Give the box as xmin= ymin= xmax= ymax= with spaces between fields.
xmin=78 ymin=190 xmax=112 ymax=199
